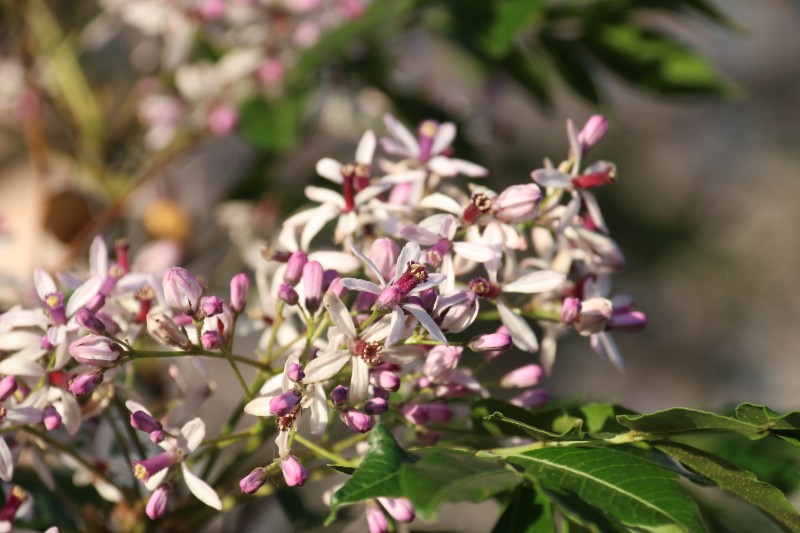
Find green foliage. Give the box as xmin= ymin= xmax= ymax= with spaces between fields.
xmin=330 ymin=404 xmax=800 ymax=532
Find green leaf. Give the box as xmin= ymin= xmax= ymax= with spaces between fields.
xmin=327 ymin=425 xmax=416 ymax=522
xmin=655 ymin=442 xmax=800 ymax=532
xmin=499 ymin=47 xmax=552 ymax=108
xmin=400 ymin=449 xmax=521 ymax=521
xmin=473 ymin=399 xmax=583 ymax=440
xmin=735 ymin=403 xmax=800 ymax=438
xmin=544 ymin=487 xmax=628 ymax=533
xmin=578 ymin=402 xmax=638 ymax=435
xmin=481 ymin=0 xmax=546 ymax=58
xmin=493 ymin=483 xmax=554 ymax=533
xmin=617 ymin=407 xmax=768 ymax=438
xmin=507 ymin=447 xmax=706 ymax=532
xmin=540 ymin=35 xmax=600 ymax=104
xmin=327 ymin=464 xmax=356 ymax=475
xmin=238 ymin=96 xmax=304 ymax=152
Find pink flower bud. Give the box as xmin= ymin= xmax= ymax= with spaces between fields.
xmin=510 ymin=388 xmax=550 ymax=408
xmin=366 ymin=503 xmax=388 ymax=533
xmin=561 ymin=297 xmax=581 ymax=325
xmin=608 ymin=309 xmax=647 ymax=333
xmin=0 ymin=377 xmax=17 ymax=402
xmin=270 ymin=389 xmax=302 ymax=417
xmin=284 ymin=252 xmax=308 ymax=285
xmin=86 ymin=293 xmax=105 ymax=313
xmin=278 ymin=283 xmax=299 ymax=305
xmin=240 ymin=467 xmax=268 ymax=494
xmin=574 ymin=298 xmax=613 ymax=336
xmin=42 ymin=405 xmax=61 ymax=431
xmin=422 ymin=346 xmax=462 ymax=382
xmin=370 ymin=370 xmax=399 ymax=392
xmin=201 ymin=330 xmax=221 ymax=350
xmin=280 ymin=455 xmax=308 ymax=487
xmin=340 ymin=407 xmax=372 ymax=433
xmin=378 ymin=497 xmax=415 ymax=523
xmin=131 ymin=411 xmax=163 ymax=434
xmin=69 ymin=335 xmax=123 ymax=367
xmin=578 ymin=115 xmax=608 ymax=154
xmin=230 ymin=273 xmax=249 ymax=313
xmin=147 ymin=313 xmax=192 ymax=349
xmin=425 ymin=403 xmax=453 ymax=423
xmin=95 ymin=311 xmax=120 ymax=335
xmin=302 ymin=261 xmax=323 ymax=314
xmin=364 ymin=397 xmax=388 ymax=415
xmin=75 ymin=308 xmax=106 ymax=335
xmin=163 ymin=267 xmax=204 ymax=315
xmin=202 ymin=296 xmax=224 ymax=318
xmin=146 ymin=483 xmax=172 ymax=520
xmin=492 ymin=184 xmax=542 ymax=223
xmin=400 ymin=403 xmax=428 ymax=426
xmin=258 ymin=58 xmax=286 ymax=87
xmin=501 ymin=364 xmax=543 ymax=388
xmin=200 ymin=0 xmax=225 ymax=20
xmin=70 ymin=371 xmax=104 ymax=396
xmin=368 ymin=238 xmax=399 ymax=283
xmin=286 ymin=363 xmax=305 ymax=383
xmin=133 ymin=450 xmax=180 ymax=482
xmin=468 ymin=332 xmax=512 ymax=353
xmin=331 ymin=385 xmax=349 ymax=406
xmin=208 ymin=103 xmax=238 ymax=136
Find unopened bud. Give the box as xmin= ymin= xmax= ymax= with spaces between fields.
xmin=146 ymin=483 xmax=172 ymax=520
xmin=147 ymin=313 xmax=192 ymax=349
xmin=42 ymin=405 xmax=62 ymax=431
xmin=283 ymin=252 xmax=308 ymax=286
xmin=240 ymin=467 xmax=269 ymax=494
xmin=280 ymin=455 xmax=308 ymax=487
xmin=492 ymin=184 xmax=541 ymax=223
xmin=561 ymin=297 xmax=581 ymax=325
xmin=69 ymin=335 xmax=123 ymax=367
xmin=331 ymin=385 xmax=349 ymax=406
xmin=302 ymin=262 xmax=323 ymax=314
xmin=70 ymin=371 xmax=104 ymax=396
xmin=370 ymin=370 xmax=400 ymax=392
xmin=163 ymin=267 xmax=204 ymax=315
xmin=340 ymin=407 xmax=372 ymax=433
xmin=202 ymin=296 xmax=224 ymax=318
xmin=364 ymin=397 xmax=389 ymax=415
xmin=378 ymin=497 xmax=415 ymax=523
xmin=75 ymin=308 xmax=106 ymax=335
xmin=269 ymin=389 xmax=302 ymax=417
xmin=468 ymin=332 xmax=512 ymax=353
xmin=578 ymin=115 xmax=608 ymax=154
xmin=501 ymin=364 xmax=543 ymax=388
xmin=201 ymin=330 xmax=222 ymax=350
xmin=230 ymin=273 xmax=249 ymax=313
xmin=278 ymin=283 xmax=299 ymax=306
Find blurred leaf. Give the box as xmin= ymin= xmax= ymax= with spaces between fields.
xmin=656 ymin=442 xmax=800 ymax=532
xmin=498 ymin=47 xmax=552 ymax=107
xmin=508 ymin=447 xmax=706 ymax=532
xmin=238 ymin=96 xmax=304 ymax=152
xmin=493 ymin=483 xmax=554 ymax=533
xmin=540 ymin=35 xmax=600 ymax=104
xmin=400 ymin=449 xmax=520 ymax=521
xmin=327 ymin=424 xmax=416 ymax=522
xmin=482 ymin=0 xmax=546 ymax=58
xmin=586 ymin=23 xmax=734 ymax=96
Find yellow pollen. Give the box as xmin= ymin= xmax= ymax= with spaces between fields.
xmin=409 ymin=263 xmax=427 ymax=281
xmin=45 ymin=294 xmax=60 ymax=308
xmin=134 ymin=464 xmax=148 ymax=480
xmin=354 ymin=163 xmax=370 ymax=179
xmin=420 ymin=120 xmax=437 ymax=137
xmin=110 ymin=264 xmax=124 ymax=278
xmin=473 ymin=193 xmax=492 ymax=212
xmin=11 ymin=486 xmax=27 ymax=500
xmin=136 ymin=286 xmax=155 ymax=301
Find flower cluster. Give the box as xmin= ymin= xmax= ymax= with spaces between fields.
xmin=0 ymin=114 xmax=644 ymax=531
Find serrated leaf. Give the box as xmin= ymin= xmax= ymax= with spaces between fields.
xmin=507 ymin=447 xmax=706 ymax=532
xmin=400 ymin=449 xmax=520 ymax=521
xmin=617 ymin=407 xmax=767 ymax=438
xmin=473 ymin=399 xmax=584 ymax=440
xmin=655 ymin=442 xmax=800 ymax=532
xmin=493 ymin=483 xmax=554 ymax=533
xmin=327 ymin=425 xmax=416 ymax=522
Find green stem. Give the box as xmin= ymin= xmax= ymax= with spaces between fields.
xmin=293 ymin=433 xmax=356 ymax=467
xmin=222 ymin=345 xmax=252 ymax=401
xmin=485 ymin=431 xmax=646 ymax=457
xmin=358 ymin=309 xmax=382 ymax=334
xmin=120 ymin=350 xmax=266 ymax=370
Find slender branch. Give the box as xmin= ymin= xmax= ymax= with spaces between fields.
xmin=119 ymin=349 xmax=267 ymax=370
xmin=293 ymin=434 xmax=357 ymax=467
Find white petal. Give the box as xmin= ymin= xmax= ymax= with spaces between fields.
xmin=334 ymin=211 xmax=359 ymax=242
xmin=347 ymin=239 xmax=385 ymax=286
xmin=531 ymin=168 xmax=572 ymax=188
xmin=0 ymin=438 xmax=13 ymax=481
xmin=449 ymin=158 xmax=488 ymax=177
xmin=356 ymin=130 xmax=376 ymax=164
xmin=323 ymin=293 xmax=356 ymax=339
xmin=182 ymin=463 xmax=222 ymax=510
xmin=452 ymin=241 xmax=495 ymax=263
xmin=383 ymin=114 xmax=419 ymax=158
xmin=145 ymin=468 xmax=168 ymax=491
xmin=300 ymin=204 xmax=340 ymax=251
xmin=89 ymin=236 xmax=109 ymax=278
xmin=349 ymin=357 xmax=369 ymax=403
xmin=34 ymin=268 xmax=57 ymax=300
xmin=0 ymin=309 xmax=50 ymax=328
xmin=355 ymin=184 xmax=390 ymax=206
xmin=303 ymin=351 xmax=350 ymax=383
xmin=556 ymin=193 xmax=582 ymax=235
xmin=582 ymin=191 xmax=608 ymax=234
xmin=244 ymin=396 xmax=276 ymax=416
xmin=379 ymin=169 xmax=427 ymax=185
xmin=58 ymin=390 xmax=81 ymax=435
xmin=502 ymin=271 xmax=566 ymax=294
xmin=180 ymin=418 xmax=206 ymax=452
xmin=0 ymin=357 xmax=45 ymax=378
xmin=0 ymin=331 xmax=42 ymax=351
xmin=276 ymin=431 xmax=290 ymax=456
xmin=497 ymin=300 xmax=538 ymax=352
xmin=66 ymin=276 xmax=104 ymax=317
xmin=420 ymin=193 xmax=462 ymax=214
xmin=398 ymin=224 xmax=440 ymax=246
xmin=430 ymin=122 xmax=456 ymax=156
xmin=403 ymin=304 xmax=448 ymax=346
xmin=385 ymin=308 xmax=405 ymax=348
xmin=316 ymin=158 xmax=343 ymax=184
xmin=426 ymin=156 xmax=457 ymax=177
xmin=308 ymin=251 xmax=360 ymax=273
xmin=305 ymin=186 xmax=346 ymax=208
xmin=592 ymin=332 xmax=625 ymax=370
xmin=339 ymin=278 xmax=381 ymax=295
xmin=394 ymin=242 xmax=421 ymax=280
xmin=309 ymin=384 xmax=328 ymax=436
xmin=32 ymin=449 xmax=56 ymax=491
xmin=379 ymin=137 xmax=412 ymax=157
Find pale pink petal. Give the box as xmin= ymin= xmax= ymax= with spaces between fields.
xmin=383 ymin=115 xmax=419 ymax=158
xmin=145 ymin=468 xmax=169 ymax=491
xmin=347 ymin=239 xmax=385 ymax=286
xmin=356 ymin=130 xmax=376 ymax=164
xmin=420 ymin=193 xmax=462 ymax=214
xmin=502 ymin=271 xmax=566 ymax=294
xmin=449 ymin=158 xmax=488 ymax=177
xmin=349 ymin=357 xmax=369 ymax=403
xmin=308 ymin=384 xmax=328 ymax=436
xmin=452 ymin=241 xmax=495 ymax=263
xmin=32 ymin=449 xmax=56 ymax=491
xmin=426 ymin=156 xmax=457 ymax=177
xmin=566 ymin=118 xmax=581 ymax=170
xmin=398 ymin=224 xmax=440 ymax=246
xmin=180 ymin=418 xmax=206 ymax=452
xmin=379 ymin=169 xmax=427 ymax=185
xmin=411 ymin=273 xmax=446 ymax=293
xmin=182 ymin=463 xmax=222 ymax=510
xmin=303 ymin=350 xmax=350 ymax=383
xmin=58 ymin=390 xmax=81 ymax=435
xmin=394 ymin=242 xmax=421 ymax=281
xmin=556 ymin=193 xmax=582 ymax=235
xmin=323 ymin=293 xmax=356 ymax=339
xmin=308 ymin=251 xmax=360 ymax=273
xmin=339 ymin=278 xmax=382 ymax=295
xmin=0 ymin=309 xmax=50 ymax=328
xmin=89 ymin=236 xmax=108 ymax=278
xmin=0 ymin=357 xmax=45 ymax=378
xmin=430 ymin=122 xmax=456 ymax=156
xmin=65 ymin=276 xmax=104 ymax=317
xmin=5 ymin=407 xmax=42 ymax=425
xmin=497 ymin=300 xmax=538 ymax=352
xmin=316 ymin=158 xmax=344 ymax=184
xmin=354 ymin=184 xmax=390 ymax=205
xmin=385 ymin=308 xmax=405 ymax=348
xmin=383 ymin=345 xmax=425 ymax=365
xmin=244 ymin=396 xmax=275 ymax=416
xmin=276 ymin=430 xmax=290 ymax=455
xmin=0 ymin=331 xmax=41 ymax=351
xmin=305 ymin=186 xmax=346 ymax=208
xmin=531 ymin=168 xmax=571 ymax=188
xmin=581 ymin=191 xmax=608 ymax=234
xmin=335 ymin=211 xmax=359 ymax=242
xmin=300 ymin=204 xmax=340 ymax=251
xmin=591 ymin=332 xmax=625 ymax=370
xmin=0 ymin=438 xmax=13 ymax=481
xmin=34 ymin=268 xmax=57 ymax=300
xmin=379 ymin=137 xmax=412 ymax=157
xmin=125 ymin=400 xmax=153 ymax=416
xmin=402 ymin=303 xmax=448 ymax=345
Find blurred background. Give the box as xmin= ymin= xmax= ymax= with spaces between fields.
xmin=0 ymin=0 xmax=798 ymax=456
